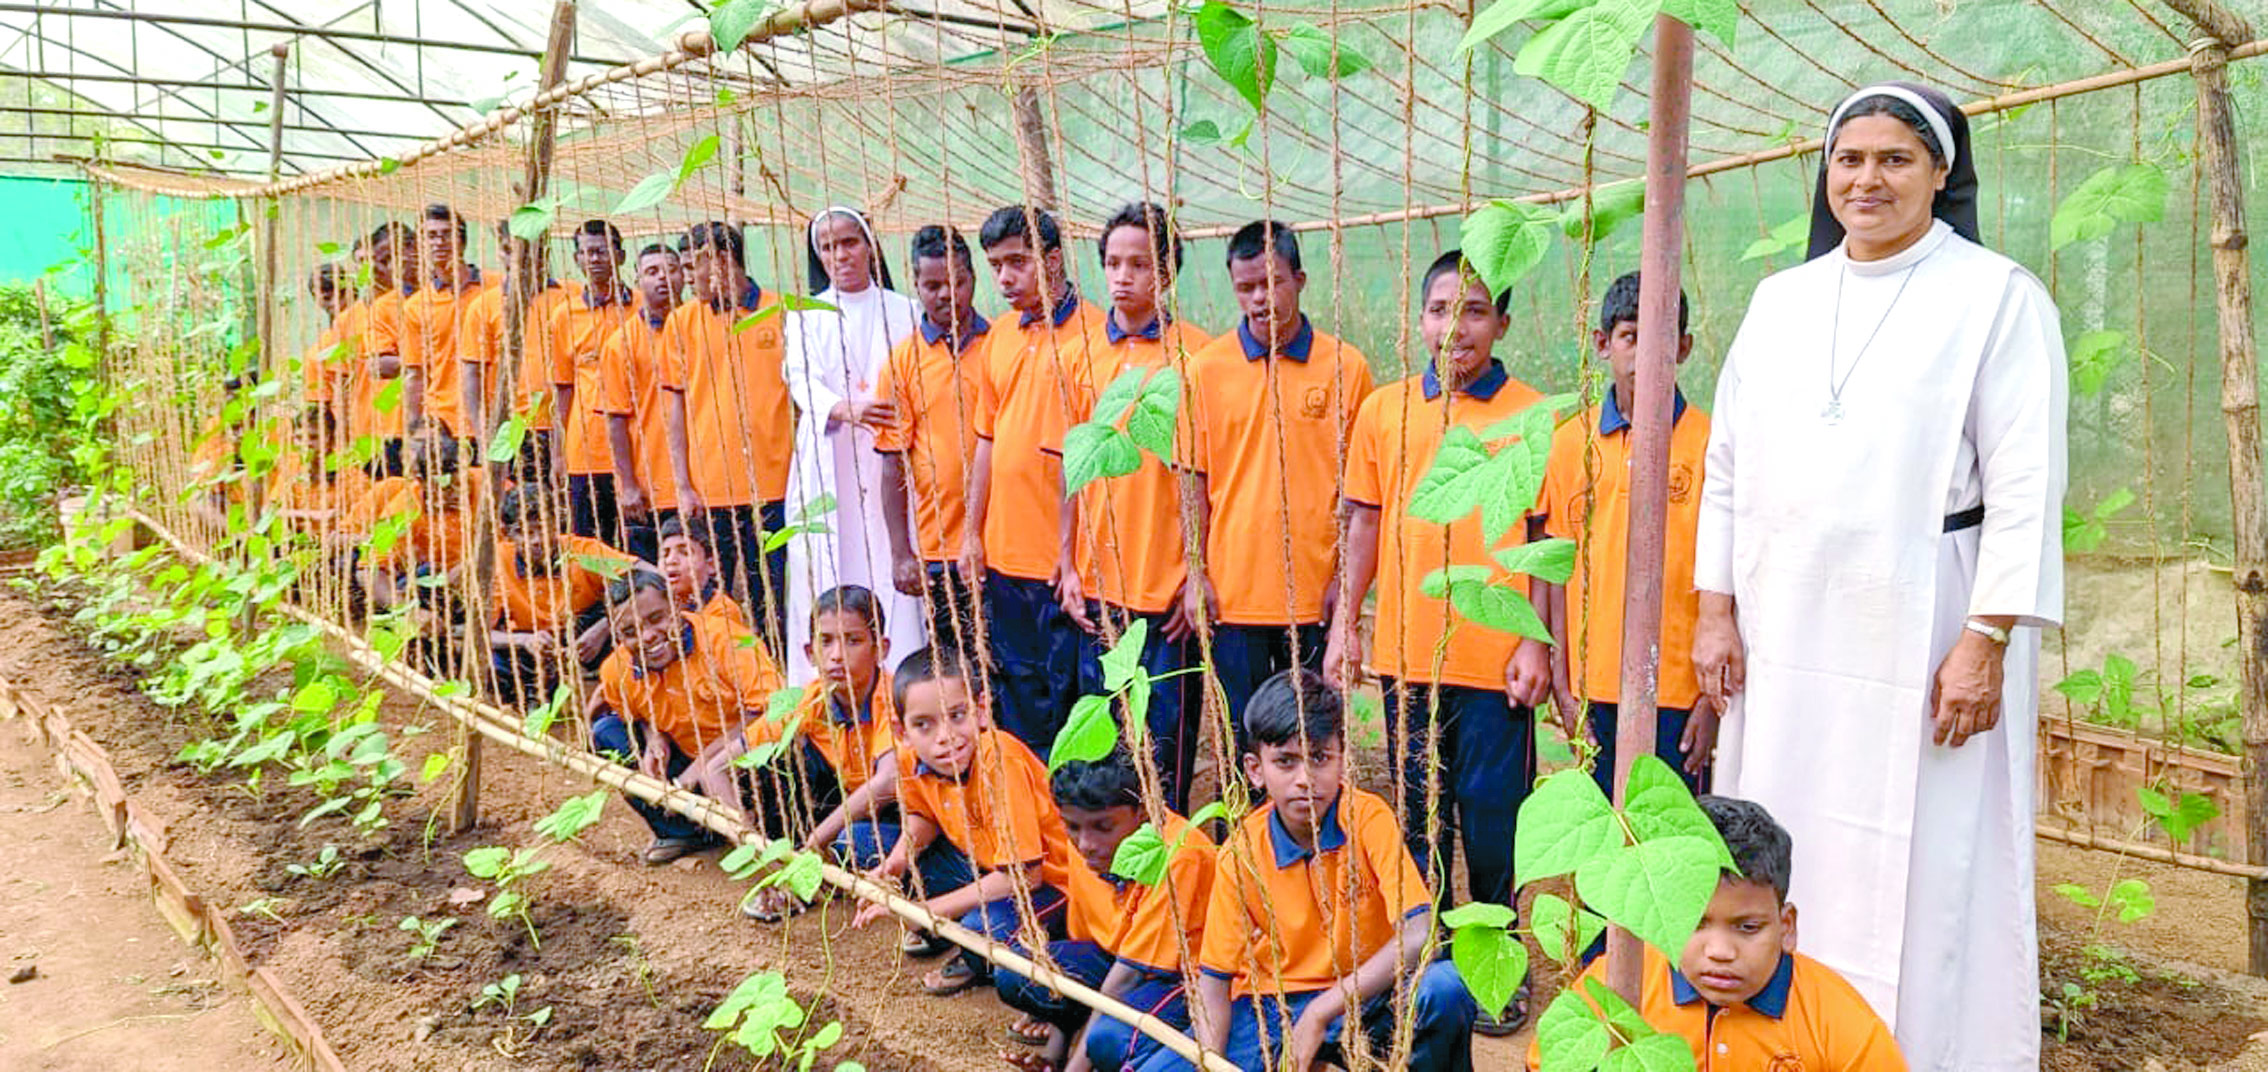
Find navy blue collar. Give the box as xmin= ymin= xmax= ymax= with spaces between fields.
xmin=827 ymin=682 xmax=876 ymax=727
xmin=1599 ymin=385 xmax=1690 ymax=435
xmin=681 ymin=578 xmax=719 ymax=613
xmin=431 ymin=264 xmax=481 ymax=292
xmin=582 ymin=283 xmax=632 ymax=308
xmin=921 ymin=310 xmax=991 ymax=352
xmin=628 ymin=620 xmax=700 ymax=679
xmin=710 ymin=278 xmax=761 ymax=315
xmin=1020 ymin=286 xmax=1080 ymax=329
xmin=1670 ymin=952 xmax=1793 ymax=1019
xmin=1422 ymin=359 xmax=1510 ymax=402
xmin=640 ymin=304 xmax=670 ymax=331
xmin=1238 ymin=315 xmax=1314 ymax=362
xmin=1266 ymin=792 xmax=1349 ymax=868
xmin=1106 ymin=310 xmax=1166 ymax=344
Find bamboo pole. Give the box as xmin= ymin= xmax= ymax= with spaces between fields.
xmin=2034 ymin=823 xmax=2268 ymax=880
xmin=2161 ymin=0 xmax=2268 ymax=977
xmin=1604 ymin=12 xmax=1694 ymax=1007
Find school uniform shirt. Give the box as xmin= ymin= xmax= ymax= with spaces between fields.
xmin=301 ymin=316 xmax=346 ymax=424
xmin=1536 ymin=388 xmax=1710 ymax=708
xmin=872 ymin=312 xmax=991 ymax=564
xmin=972 ymin=291 xmax=1108 ymax=582
xmin=596 ymin=307 xmax=680 ymax=512
xmin=265 ymin=449 xmax=372 ymax=533
xmin=461 ymin=280 xmax=571 ymax=432
xmin=492 ymin=534 xmax=633 ymax=632
xmin=400 ymin=269 xmax=487 ymax=434
xmin=1198 ymin=787 xmax=1430 ymax=997
xmin=1183 ymin=316 xmax=1373 ymax=626
xmin=342 ymin=470 xmax=486 ymax=571
xmin=1525 ymin=947 xmax=1906 ymax=1072
xmin=1066 ymin=811 xmax=1216 ymax=973
xmin=358 ymin=288 xmax=412 ymax=440
xmin=596 ymin=610 xmax=786 ymax=757
xmin=663 ymin=280 xmax=795 ymax=507
xmin=1054 ymin=315 xmax=1212 ymax=615
xmin=547 ymin=285 xmax=636 ymax=477
xmin=896 ymin=727 xmax=1075 ymax=890
xmin=683 ymin=581 xmax=750 ymax=629
xmin=742 ymin=671 xmax=898 ymax=797
xmin=1342 ymin=360 xmax=1544 ymax=690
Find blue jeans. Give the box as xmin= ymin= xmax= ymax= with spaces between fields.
xmin=1137 ymin=960 xmax=1475 ymax=1072
xmin=589 ymin=712 xmax=710 ymax=842
xmin=1085 ymin=970 xmax=1189 ymax=1072
xmin=838 ymin=817 xmax=1068 ymax=978
xmin=983 ymin=570 xmax=1081 ymax=755
xmin=1586 ymin=701 xmax=1709 ymax=799
xmin=1077 ymin=605 xmax=1199 ymax=812
xmin=1206 ymin=623 xmax=1325 ymax=732
xmin=995 ymin=939 xmax=1115 ymax=1032
xmin=1380 ymin=678 xmax=1534 ymax=909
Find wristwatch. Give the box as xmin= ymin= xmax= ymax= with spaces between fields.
xmin=1964 ymin=619 xmax=2010 ymax=645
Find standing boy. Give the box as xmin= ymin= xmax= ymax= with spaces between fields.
xmin=664 ymin=221 xmax=796 ymax=648
xmin=1170 ymin=669 xmax=1476 ymax=1072
xmin=1535 ymin=271 xmax=1716 ymax=794
xmin=461 ymin=223 xmax=570 ymax=474
xmin=397 ymin=203 xmax=485 ymax=439
xmin=1182 ymin=221 xmax=1373 ymax=723
xmin=346 ymin=222 xmax=415 ymax=476
xmin=876 ymin=224 xmax=992 ymax=647
xmin=596 ymin=243 xmax=685 ymax=564
xmin=548 ymin=220 xmax=637 ymax=547
xmin=1050 ymin=202 xmax=1212 ymax=810
xmin=1329 ymin=250 xmax=1550 ymax=1032
xmin=300 ymin=262 xmax=355 ymax=451
xmin=961 ymin=206 xmax=1107 ymax=750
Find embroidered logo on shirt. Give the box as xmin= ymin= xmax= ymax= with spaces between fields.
xmin=1301 ymin=385 xmax=1329 ymax=419
xmin=1668 ymin=462 xmax=1695 ymax=505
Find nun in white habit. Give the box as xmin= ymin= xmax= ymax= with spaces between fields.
xmin=1692 ymin=83 xmax=2065 ymax=1069
xmin=781 ymin=207 xmax=926 ymax=683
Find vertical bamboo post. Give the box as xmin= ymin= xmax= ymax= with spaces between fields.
xmin=450 ymin=0 xmax=577 ymax=835
xmin=2162 ymin=0 xmax=2268 ymax=975
xmin=1012 ymin=86 xmax=1058 ymax=212
xmin=32 ymin=276 xmax=53 ymax=350
xmin=1605 ymin=13 xmax=1694 ymax=1005
xmin=87 ymin=179 xmax=107 ymax=369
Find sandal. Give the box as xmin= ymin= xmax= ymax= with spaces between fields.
xmin=922 ymin=960 xmax=978 ymax=996
xmin=902 ymin=929 xmax=953 ymax=958
xmin=1002 ymin=1050 xmax=1058 ymax=1072
xmin=1005 ymin=1015 xmax=1053 ymax=1047
xmin=740 ymin=887 xmax=808 ymax=923
xmin=643 ymin=836 xmax=706 ymax=866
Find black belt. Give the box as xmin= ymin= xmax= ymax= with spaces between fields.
xmin=1944 ymin=503 xmax=1985 ymax=533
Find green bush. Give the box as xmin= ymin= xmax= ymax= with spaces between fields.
xmin=0 ymin=280 xmax=92 ymax=549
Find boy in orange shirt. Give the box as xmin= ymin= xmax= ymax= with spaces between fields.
xmin=347 ymin=222 xmax=415 ymax=477
xmin=549 ymin=220 xmax=637 ymax=549
xmin=1526 ymin=797 xmax=1906 ymax=1072
xmin=1181 ymin=221 xmax=1373 ymax=725
xmin=658 ymin=516 xmax=747 ymax=627
xmin=591 ymin=566 xmax=785 ymax=864
xmin=851 ymin=643 xmax=1077 ymax=996
xmin=300 ymin=261 xmax=354 ymax=438
xmin=487 ymin=485 xmax=630 ymax=706
xmin=1535 ymin=271 xmax=1717 ymax=796
xmin=597 ymin=243 xmax=686 ymax=564
xmin=397 ymin=202 xmax=484 ymax=439
xmin=460 ymin=221 xmax=570 ymax=478
xmin=1163 ymin=669 xmax=1475 ymax=1072
xmin=877 ymin=224 xmax=991 ymax=647
xmin=1049 ymin=202 xmax=1212 ymax=811
xmin=962 ymin=205 xmax=1107 ymax=750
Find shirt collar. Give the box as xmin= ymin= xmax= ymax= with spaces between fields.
xmin=641 ymin=304 xmax=670 ymax=330
xmin=1238 ymin=315 xmax=1314 ymax=362
xmin=921 ymin=310 xmax=992 ymax=351
xmin=711 ymin=278 xmax=761 ymax=314
xmin=627 ymin=620 xmax=700 ymax=679
xmin=432 ymin=264 xmax=481 ymax=292
xmin=1020 ymin=286 xmax=1080 ymax=329
xmin=1422 ymin=359 xmax=1510 ymax=402
xmin=1106 ymin=310 xmax=1166 ymax=345
xmin=1669 ymin=952 xmax=1794 ymax=1019
xmin=1599 ymin=385 xmax=1690 ymax=435
xmin=582 ymin=283 xmax=632 ymax=308
xmin=1266 ymin=792 xmax=1349 ymax=868
xmin=826 ymin=682 xmax=875 ymax=727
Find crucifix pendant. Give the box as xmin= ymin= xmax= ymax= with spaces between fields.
xmin=1821 ymin=399 xmax=1845 ymax=424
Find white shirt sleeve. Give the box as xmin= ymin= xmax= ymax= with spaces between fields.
xmin=1964 ymin=269 xmax=2067 ymax=627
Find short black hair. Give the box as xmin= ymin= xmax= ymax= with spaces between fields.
xmin=980 ymin=204 xmax=1062 ymax=254
xmin=656 ymin=514 xmax=712 ymax=557
xmin=1700 ymin=795 xmax=1793 ymax=901
xmin=891 ymin=644 xmax=978 ymax=717
xmin=1051 ymin=750 xmax=1143 ymax=812
xmin=1241 ymin=668 xmax=1343 ymax=752
xmin=576 ymin=219 xmax=624 ymax=252
xmin=812 ymin=584 xmax=886 ymax=637
xmin=686 ymin=220 xmax=746 ymax=270
xmin=420 ymin=202 xmax=468 ymax=244
xmin=636 ymin=242 xmax=677 ymax=265
xmin=1225 ymin=219 xmax=1300 ymax=273
xmin=910 ymin=224 xmax=974 ymax=273
xmin=1099 ymin=201 xmax=1182 ymax=274
xmin=1599 ymin=271 xmax=1690 ymax=335
xmin=359 ymin=221 xmax=413 ymax=253
xmin=1420 ymin=249 xmax=1510 ymax=316
xmin=604 ymin=565 xmax=672 ymax=609
xmin=311 ymin=261 xmax=346 ymax=290
xmin=498 ymin=484 xmax=551 ymax=531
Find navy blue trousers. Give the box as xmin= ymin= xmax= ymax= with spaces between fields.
xmin=1136 ymin=960 xmax=1476 ymax=1072
xmin=1380 ymin=678 xmax=1535 ymax=910
xmin=1077 ymin=605 xmax=1200 ymax=812
xmin=1206 ymin=622 xmax=1325 ymax=732
xmin=982 ymin=570 xmax=1081 ymax=755
xmin=1584 ymin=701 xmax=1709 ymax=799
xmin=589 ymin=713 xmax=709 ymax=842
xmin=691 ymin=500 xmax=788 ymax=651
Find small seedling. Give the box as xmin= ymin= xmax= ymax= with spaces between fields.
xmin=473 ymin=972 xmax=523 ymax=1016
xmin=463 ymin=846 xmax=551 ymax=949
xmin=612 ymin=934 xmax=662 ymax=1009
xmin=286 ymin=844 xmax=345 ymax=880
xmin=237 ymin=897 xmax=286 ymax=923
xmin=399 ymin=915 xmax=457 ymax=960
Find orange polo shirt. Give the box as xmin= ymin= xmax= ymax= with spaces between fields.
xmin=547 ymin=286 xmax=636 ymax=476
xmin=596 ymin=610 xmax=786 ymax=756
xmin=343 ymin=470 xmax=485 ymax=572
xmin=1526 ymin=948 xmax=1906 ymax=1072
xmin=1183 ymin=317 xmax=1373 ymax=625
xmin=973 ymin=292 xmax=1108 ymax=581
xmin=743 ymin=672 xmax=898 ymax=797
xmin=873 ymin=313 xmax=991 ymax=564
xmin=1066 ymin=811 xmax=1216 ymax=973
xmin=493 ymin=534 xmax=633 ymax=632
xmin=662 ymin=281 xmax=794 ymax=507
xmin=357 ymin=289 xmax=412 ymax=439
xmin=265 ymin=449 xmax=371 ymax=533
xmin=1053 ymin=315 xmax=1211 ymax=614
xmin=1197 ymin=788 xmax=1430 ymax=997
xmin=301 ymin=317 xmax=344 ymax=417
xmin=399 ymin=270 xmax=487 ymax=435
xmin=461 ymin=281 xmax=571 ymax=432
xmin=896 ymin=728 xmax=1075 ymax=891
xmin=1536 ymin=390 xmax=1710 ymax=709
xmin=1342 ymin=362 xmax=1546 ymax=689
xmin=596 ymin=308 xmax=679 ymax=512
xmin=682 ymin=583 xmax=749 ymax=629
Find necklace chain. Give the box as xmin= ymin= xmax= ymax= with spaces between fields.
xmin=1826 ymin=262 xmax=1921 ymax=420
